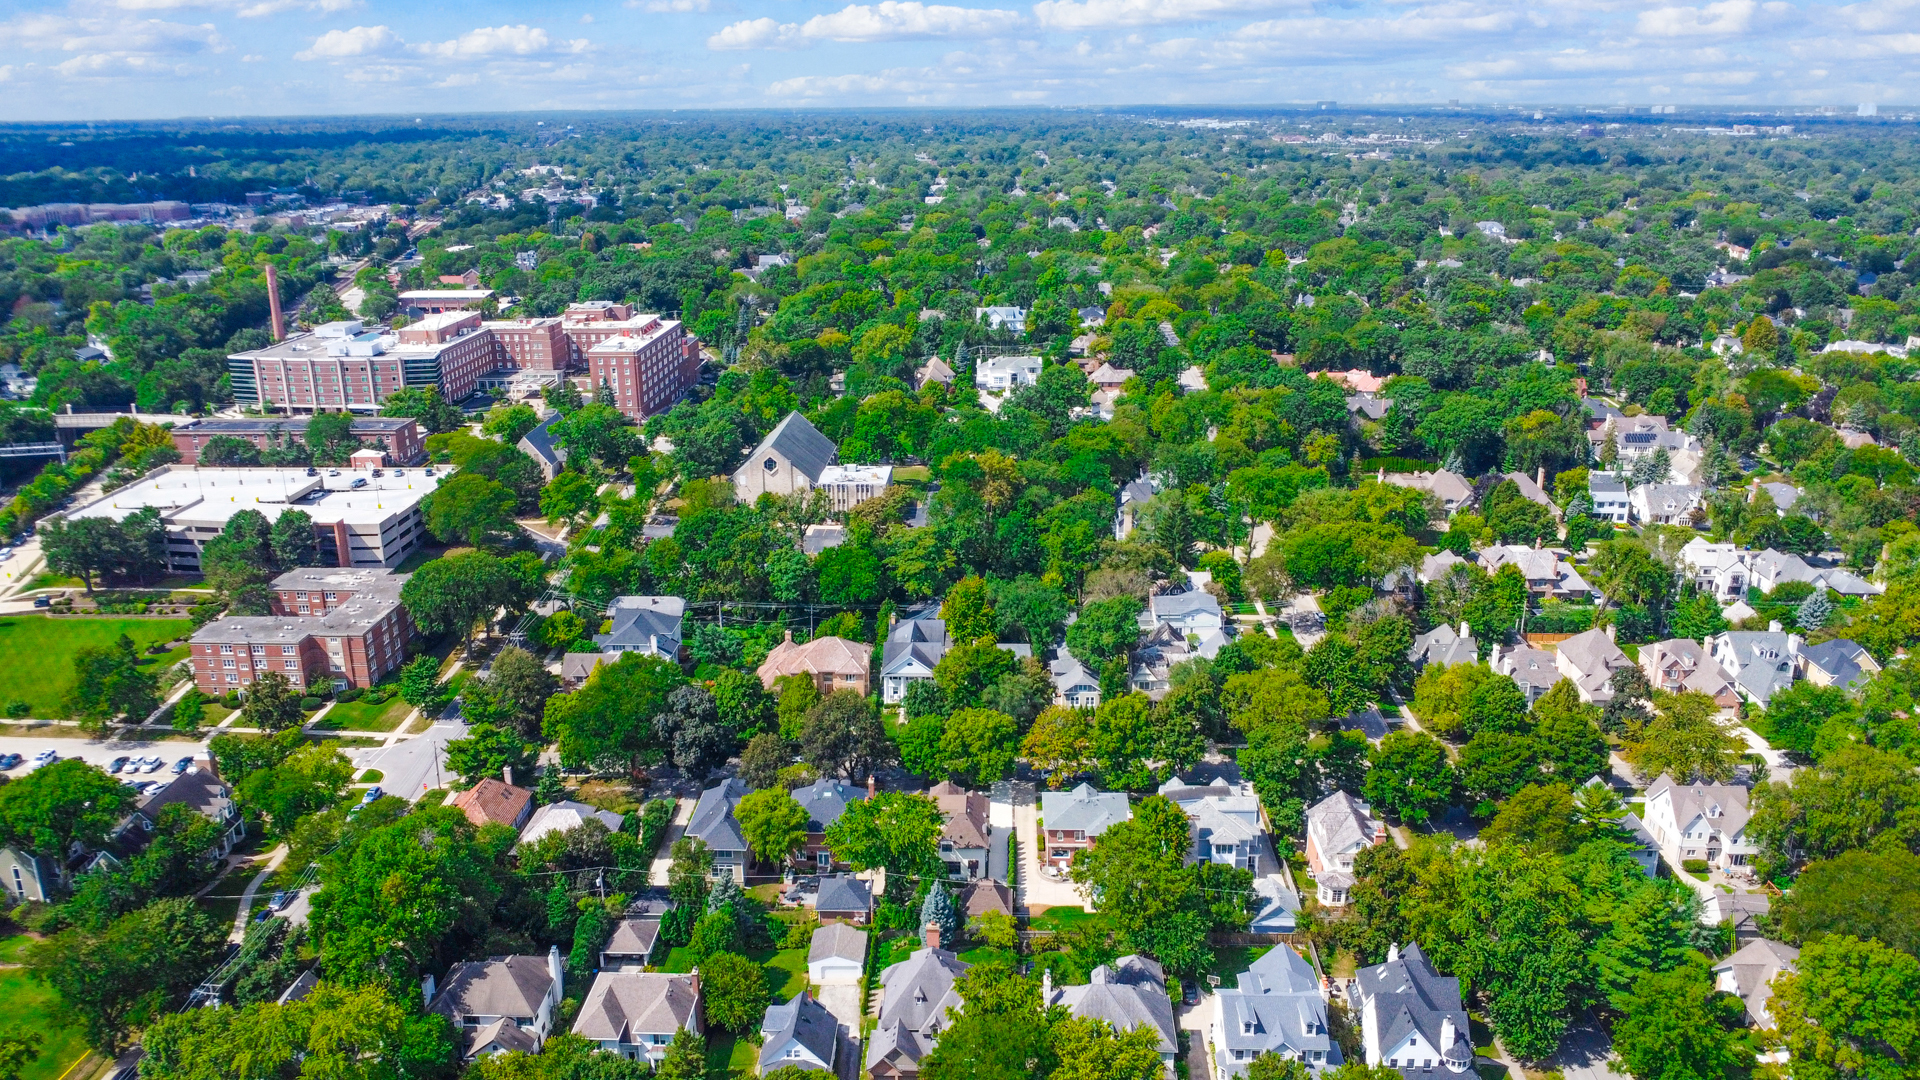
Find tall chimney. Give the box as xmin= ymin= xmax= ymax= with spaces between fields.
xmin=1536 ymin=465 xmax=1545 ymax=490
xmin=265 ymin=263 xmax=285 ymax=342
xmin=924 ymin=924 xmax=941 ymax=950
xmin=867 ymin=774 xmax=877 ymax=798
xmin=503 ymin=764 xmax=514 ymax=786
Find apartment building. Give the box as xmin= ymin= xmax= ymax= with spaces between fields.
xmin=585 ymin=320 xmax=703 ymax=420
xmin=188 ymin=567 xmax=414 ymax=693
xmin=171 ymin=416 xmax=424 ymax=466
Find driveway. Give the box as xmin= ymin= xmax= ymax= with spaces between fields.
xmin=1541 ymin=1021 xmax=1626 ymax=1080
xmin=815 ymin=980 xmax=864 ymax=1080
xmin=648 ymin=797 xmax=694 ymax=886
xmin=343 ymin=713 xmax=469 ymax=801
xmin=1010 ymin=796 xmax=1089 ymax=912
xmin=1178 ymin=998 xmax=1212 ymax=1080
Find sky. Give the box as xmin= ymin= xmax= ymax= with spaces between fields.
xmin=0 ymin=0 xmax=1916 ymax=120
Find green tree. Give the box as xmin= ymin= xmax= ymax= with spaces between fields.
xmin=735 ymin=787 xmax=809 ymax=868
xmin=543 ymin=653 xmax=684 ymax=773
xmin=1246 ymin=1056 xmax=1315 ymax=1080
xmin=1363 ymin=730 xmax=1458 ymax=826
xmin=1049 ymin=1016 xmax=1167 ymax=1080
xmin=921 ymin=879 xmax=960 ymax=945
xmin=934 ymin=641 xmax=1018 ymax=710
xmin=1446 ymin=845 xmax=1587 ymax=1059
xmin=381 ymin=385 xmax=464 ymax=433
xmin=444 ymin=723 xmax=537 ymax=788
xmin=941 ymin=576 xmax=997 ymax=642
xmin=939 ymin=708 xmax=1020 ymax=787
xmin=799 ymin=690 xmax=892 ymax=781
xmin=1479 ymin=784 xmax=1580 ymax=854
xmin=541 ymin=471 xmax=600 ymax=529
xmin=170 ymin=688 xmax=206 ymax=733
xmin=1774 ymin=850 xmax=1920 ymax=957
xmin=62 ymin=633 xmax=159 ymax=731
xmin=739 ymin=732 xmax=791 ymax=790
xmin=0 ymin=1031 xmax=38 ymax=1080
xmin=0 ymin=758 xmax=134 ymax=863
xmin=824 ymin=791 xmax=945 ymax=881
xmin=1021 ymin=705 xmax=1094 ymax=787
xmin=235 ymin=743 xmax=354 ymax=836
xmin=26 ymin=897 xmax=224 ymax=1053
xmin=1773 ymin=935 xmax=1920 ymax=1080
xmin=401 ymin=550 xmax=543 ymax=656
xmin=1612 ymin=962 xmax=1748 ymax=1080
xmin=1065 ymin=596 xmax=1146 ymax=667
xmin=713 ymin=668 xmax=776 ymax=740
xmin=241 ymin=670 xmax=305 ymax=732
xmin=652 ymin=1028 xmax=708 ymax=1080
xmin=1623 ymin=692 xmax=1742 ymax=783
xmin=425 ymin=473 xmax=520 ymax=547
xmin=1091 ymin=693 xmax=1161 ymax=791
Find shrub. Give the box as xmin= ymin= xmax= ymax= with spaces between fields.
xmin=336 ymin=687 xmax=364 ymax=703
xmin=1682 ymin=858 xmax=1709 ymax=875
xmin=299 ymin=696 xmax=324 ymax=711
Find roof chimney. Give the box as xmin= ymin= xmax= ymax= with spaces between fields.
xmin=1387 ymin=943 xmax=1400 ymax=962
xmin=867 ymin=774 xmax=877 ymax=798
xmin=1605 ymin=624 xmax=1617 ymax=642
xmin=503 ymin=764 xmax=513 ymax=786
xmin=548 ymin=944 xmax=563 ymax=998
xmin=924 ymin=923 xmax=941 ymax=950
xmin=1768 ymin=620 xmax=1782 ymax=633
xmin=1441 ymin=1017 xmax=1457 ymax=1051
xmin=1536 ymin=465 xmax=1545 ymax=490
xmin=265 ymin=263 xmax=285 ymax=342
xmin=1458 ymin=621 xmax=1470 ymax=639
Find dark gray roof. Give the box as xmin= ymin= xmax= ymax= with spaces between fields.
xmin=760 ymin=990 xmax=839 ymax=1070
xmin=429 ymin=954 xmax=557 ymax=1023
xmin=1800 ymin=639 xmax=1872 ymax=691
xmin=791 ymin=779 xmax=866 ymax=833
xmin=687 ymin=778 xmax=748 ymax=853
xmin=751 ymin=411 xmax=838 ymax=484
xmin=1354 ymin=943 xmax=1471 ymax=1076
xmin=882 ymin=617 xmax=950 ymax=677
xmin=1048 ymin=956 xmax=1176 ymax=1058
xmin=517 ymin=413 xmax=566 ymax=471
xmin=875 ymin=947 xmax=968 ymax=1034
xmin=816 ymin=874 xmax=872 ymax=914
xmin=1214 ymin=945 xmax=1336 ymax=1076
xmin=594 ymin=595 xmax=685 ymax=655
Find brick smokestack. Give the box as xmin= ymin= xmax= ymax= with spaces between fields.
xmin=265 ymin=263 xmax=285 ymax=342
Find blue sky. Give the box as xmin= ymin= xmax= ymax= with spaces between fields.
xmin=0 ymin=0 xmax=1915 ymax=119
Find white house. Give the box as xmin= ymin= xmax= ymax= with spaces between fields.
xmin=1588 ymin=472 xmax=1629 ymax=524
xmin=807 ymin=922 xmax=867 ymax=985
xmin=1158 ymin=777 xmax=1265 ymax=874
xmin=976 ymin=354 xmax=1042 ymax=391
xmin=880 ymin=613 xmax=949 ymax=704
xmin=974 ymin=306 xmax=1027 ymax=334
xmin=1304 ymin=791 xmax=1384 ymax=906
xmin=1139 ymin=591 xmax=1226 ymax=635
xmin=1354 ymin=943 xmax=1473 ymax=1077
xmin=1709 ymin=628 xmax=1803 ymax=706
xmin=1641 ymin=774 xmax=1757 ymax=872
xmin=1050 ymin=647 xmax=1102 ymax=709
xmin=1713 ymin=939 xmax=1799 ymax=1029
xmin=1679 ymin=539 xmax=1751 ymax=600
xmin=1209 ymin=944 xmax=1338 ymax=1079
xmin=1629 ymin=483 xmax=1704 ymax=526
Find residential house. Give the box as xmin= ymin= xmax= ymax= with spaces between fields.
xmin=760 ymin=991 xmax=840 ymax=1076
xmin=1639 ymin=639 xmax=1740 ymax=709
xmin=1313 ymin=368 xmax=1388 ymax=394
xmin=881 ymin=615 xmax=948 ymax=704
xmin=974 ymin=307 xmax=1028 ymax=334
xmin=1408 ymin=623 xmax=1477 ymax=671
xmin=1347 ymin=394 xmax=1394 ymax=423
xmin=1209 ymin=945 xmax=1340 ymax=1079
xmin=517 ymin=414 xmax=567 ymax=481
xmin=1617 ymin=811 xmax=1662 ymax=877
xmin=1713 ymin=939 xmax=1799 ymax=1028
xmin=1679 ymin=539 xmax=1751 ymax=600
xmin=519 ymin=800 xmax=624 ymax=848
xmin=448 ymin=778 xmax=534 ymax=831
xmin=929 ymin=780 xmax=991 ymax=880
xmin=1116 ymin=477 xmax=1156 ymax=540
xmin=1045 ymin=957 xmax=1179 ymax=1077
xmin=1304 ymin=791 xmax=1385 ymax=906
xmin=0 ymin=847 xmax=54 ymax=903
xmin=687 ymin=779 xmax=751 ymax=883
xmin=1708 ymin=628 xmax=1803 ymax=706
xmin=1050 ymin=648 xmax=1102 ymax=709
xmin=1381 ymin=470 xmax=1474 ymax=516
xmin=961 ymin=879 xmax=1014 ymax=921
xmin=733 ymin=411 xmax=839 ymax=504
xmin=1250 ymin=876 xmax=1301 ymax=935
xmin=1642 ymin=774 xmax=1757 ymax=872
xmin=1353 ymin=943 xmax=1474 ymax=1077
xmin=1753 ymin=482 xmax=1801 ymax=514
xmin=594 ymin=596 xmax=686 ymax=662
xmin=791 ymin=778 xmax=867 ymax=871
xmin=1588 ymin=472 xmax=1629 ymax=524
xmin=757 ymin=632 xmax=872 ymax=697
xmin=1040 ymin=783 xmax=1132 ymax=873
xmin=807 ymin=922 xmax=868 ymax=985
xmin=1594 ymin=414 xmax=1697 ymax=464
xmin=1704 ymin=890 xmax=1772 ymax=940
xmin=1477 ymin=545 xmax=1593 ymax=600
xmin=1488 ymin=643 xmax=1562 ymax=705
xmin=1416 ymin=551 xmax=1470 ymax=584
xmin=572 ymin=972 xmax=703 ymax=1064
xmin=912 ymin=357 xmax=955 ymax=392
xmin=601 ymin=894 xmax=673 ymax=970
xmin=1554 ymin=627 xmax=1633 ymax=704
xmin=560 ymin=652 xmax=614 ymax=689
xmin=815 ymin=874 xmax=873 ymax=923
xmin=1747 ymin=549 xmax=1882 ymax=597
xmin=1496 ymin=470 xmax=1560 ymax=515
xmin=427 ymin=948 xmax=563 ymax=1059
xmin=866 ymin=948 xmax=970 ymax=1079
xmin=1131 ymin=621 xmax=1207 ymax=698
xmin=1158 ymin=777 xmax=1265 ymax=874
xmin=1139 ymin=590 xmax=1226 ymax=635
xmin=123 ymin=765 xmax=247 ymax=859
xmin=1088 ymin=363 xmax=1135 ymax=392
xmin=1629 ymin=483 xmax=1705 ymax=526
xmin=1178 ymin=366 xmax=1208 ymax=393
xmin=975 ymin=354 xmax=1042 ymax=391
xmin=1797 ymin=639 xmax=1880 ymax=693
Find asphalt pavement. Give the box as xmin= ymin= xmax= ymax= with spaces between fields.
xmin=0 ymin=732 xmax=211 ymax=778
xmin=343 ymin=712 xmax=469 ymax=800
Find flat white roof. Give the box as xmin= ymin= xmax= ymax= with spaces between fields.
xmin=67 ymin=466 xmax=446 ymax=529
xmin=397 ymin=289 xmax=492 ymax=300
xmin=819 ymin=465 xmax=892 ymax=485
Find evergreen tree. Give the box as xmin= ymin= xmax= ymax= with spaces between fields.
xmin=1797 ymin=591 xmax=1832 ymax=632
xmin=920 ymin=879 xmax=960 ymax=947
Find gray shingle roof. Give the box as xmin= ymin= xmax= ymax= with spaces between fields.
xmin=1041 ymin=783 xmax=1131 ymax=836
xmin=1214 ymin=945 xmax=1337 ymax=1076
xmin=872 ymin=946 xmax=969 ymax=1069
xmin=759 ymin=990 xmax=839 ymax=1071
xmin=594 ymin=595 xmax=685 ymax=655
xmin=790 ymin=779 xmax=867 ymax=833
xmin=518 ymin=413 xmax=566 ymax=473
xmin=808 ymin=921 xmax=869 ymax=964
xmin=882 ymin=617 xmax=950 ymax=677
xmin=1355 ymin=943 xmax=1471 ymax=1075
xmin=1049 ymin=956 xmax=1177 ymax=1058
xmin=1306 ymin=791 xmax=1378 ymax=858
xmin=687 ymin=778 xmax=749 ymax=853
xmin=429 ymin=953 xmax=556 ymax=1023
xmin=816 ymin=874 xmax=872 ymax=914
xmin=750 ymin=411 xmax=838 ymax=485
xmin=1799 ymin=639 xmax=1873 ymax=691
xmin=572 ymin=972 xmax=701 ymax=1043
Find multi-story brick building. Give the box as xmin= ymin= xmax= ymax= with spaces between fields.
xmin=170 ymin=416 xmax=424 ymax=465
xmin=229 ymin=312 xmax=701 ymax=415
xmin=586 ymin=321 xmax=703 ymax=420
xmin=189 ymin=567 xmax=414 ymax=694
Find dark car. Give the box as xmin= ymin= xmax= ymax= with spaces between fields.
xmin=268 ymin=890 xmax=291 ymax=910
xmin=109 ymin=756 xmax=130 ymax=774
xmin=173 ymin=756 xmax=193 ymax=774
xmin=0 ymin=754 xmax=21 ymax=769
xmin=32 ymin=596 xmax=49 ymax=608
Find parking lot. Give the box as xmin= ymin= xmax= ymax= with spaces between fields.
xmin=0 ymin=733 xmax=212 ymax=780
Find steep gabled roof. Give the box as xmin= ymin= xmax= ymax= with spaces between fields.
xmin=430 ymin=954 xmax=555 ymax=1022
xmin=572 ymin=972 xmax=700 ymax=1042
xmin=1306 ymin=790 xmax=1378 ymax=855
xmin=686 ymin=778 xmax=749 ymax=852
xmin=746 ymin=411 xmax=839 ymax=484
xmin=1049 ymin=956 xmax=1176 ymax=1058
xmin=759 ymin=990 xmax=839 ymax=1070
xmin=877 ymin=948 xmax=969 ymax=1034
xmin=790 ymin=779 xmax=866 ymax=833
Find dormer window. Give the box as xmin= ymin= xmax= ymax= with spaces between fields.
xmin=1243 ymin=1021 xmax=1255 ymax=1035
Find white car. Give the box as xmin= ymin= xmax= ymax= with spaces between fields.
xmin=143 ymin=757 xmax=166 ymax=773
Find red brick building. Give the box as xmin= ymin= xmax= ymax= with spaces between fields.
xmin=586 ymin=321 xmax=703 ymax=420
xmin=188 ymin=567 xmax=414 ymax=694
xmin=171 ymin=416 xmax=424 ymax=466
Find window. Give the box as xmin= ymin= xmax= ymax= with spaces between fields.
xmin=220 ymin=644 xmax=234 ymax=654
xmin=284 ymin=660 xmax=299 ymax=671
xmin=226 ymin=674 xmax=238 ymax=684
xmin=281 ymin=646 xmax=295 ymax=656
xmin=763 ymin=457 xmax=778 ymax=472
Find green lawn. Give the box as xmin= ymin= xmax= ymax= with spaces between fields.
xmin=0 ymin=931 xmax=37 ymax=964
xmin=1206 ymin=945 xmax=1272 ymax=987
xmin=704 ymin=1032 xmax=759 ymax=1079
xmin=313 ymin=696 xmax=413 ymax=732
xmin=1027 ymin=906 xmax=1101 ymax=932
xmin=957 ymin=945 xmax=1017 ymax=967
xmin=752 ymin=945 xmax=809 ymax=1002
xmin=0 ymin=967 xmax=93 ymax=1080
xmin=0 ymin=616 xmax=194 ymax=717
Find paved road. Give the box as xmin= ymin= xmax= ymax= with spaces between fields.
xmin=0 ymin=733 xmax=211 ymax=778
xmin=343 ymin=713 xmax=468 ymax=800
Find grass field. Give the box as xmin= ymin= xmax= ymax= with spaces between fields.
xmin=0 ymin=616 xmax=194 ymax=717
xmin=1027 ymin=906 xmax=1101 ymax=933
xmin=313 ymin=696 xmax=412 ymax=732
xmin=0 ymin=963 xmax=93 ymax=1080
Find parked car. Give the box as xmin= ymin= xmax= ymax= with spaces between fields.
xmin=32 ymin=596 xmax=49 ymax=608
xmin=31 ymin=749 xmax=57 ymax=768
xmin=143 ymin=757 xmax=165 ymax=773
xmin=109 ymin=756 xmax=130 ymax=774
xmin=360 ymin=786 xmax=382 ymax=803
xmin=173 ymin=756 xmax=193 ymax=774
xmin=0 ymin=753 xmax=22 ymax=769
xmin=268 ymin=890 xmax=292 ymax=910
xmin=350 ymin=477 xmax=368 ymax=489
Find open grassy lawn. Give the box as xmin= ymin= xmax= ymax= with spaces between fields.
xmin=0 ymin=616 xmax=194 ymax=717
xmin=1206 ymin=945 xmax=1272 ymax=987
xmin=751 ymin=945 xmax=809 ymax=1002
xmin=703 ymin=1032 xmax=759 ymax=1079
xmin=957 ymin=945 xmax=1017 ymax=967
xmin=1027 ymin=906 xmax=1101 ymax=933
xmin=0 ymin=967 xmax=93 ymax=1080
xmin=0 ymin=930 xmax=37 ymax=964
xmin=313 ymin=696 xmax=413 ymax=732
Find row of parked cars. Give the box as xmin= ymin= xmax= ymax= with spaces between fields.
xmin=109 ymin=754 xmax=193 ymax=776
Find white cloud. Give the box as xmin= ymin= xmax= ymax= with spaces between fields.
xmin=295 ymin=23 xmax=400 ymax=58
xmin=1682 ymin=67 xmax=1758 ymax=81
xmin=97 ymin=0 xmax=361 ymax=12
xmin=628 ymin=0 xmax=712 ymax=11
xmin=1634 ymin=0 xmax=1787 ymax=36
xmin=767 ymin=72 xmax=901 ymax=95
xmin=1033 ymin=0 xmax=1304 ymax=31
xmin=711 ymin=2 xmax=1020 ymax=48
xmin=414 ymin=25 xmax=588 ymax=58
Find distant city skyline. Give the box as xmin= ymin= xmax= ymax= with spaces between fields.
xmin=0 ymin=0 xmax=1913 ymax=121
